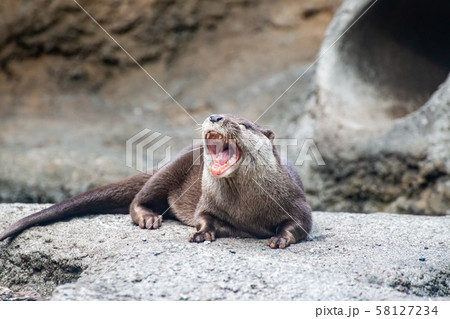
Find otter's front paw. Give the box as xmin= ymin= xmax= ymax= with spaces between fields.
xmin=138 ymin=212 xmax=163 ymax=230
xmin=132 ymin=206 xmax=163 ymax=230
xmin=189 ymin=230 xmax=216 ymax=243
xmin=268 ymin=235 xmax=293 ymax=249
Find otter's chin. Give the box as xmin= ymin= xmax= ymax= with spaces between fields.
xmin=204 ymin=130 xmax=241 ymax=177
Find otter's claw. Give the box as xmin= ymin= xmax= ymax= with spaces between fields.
xmin=138 ymin=212 xmax=163 ymax=230
xmin=268 ymin=235 xmax=291 ymax=249
xmin=189 ymin=230 xmax=216 ymax=243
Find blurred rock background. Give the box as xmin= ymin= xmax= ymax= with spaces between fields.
xmin=0 ymin=0 xmax=448 ymax=215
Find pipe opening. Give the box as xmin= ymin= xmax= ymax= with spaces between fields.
xmin=340 ymin=0 xmax=450 ymax=119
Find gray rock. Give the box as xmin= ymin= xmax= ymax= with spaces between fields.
xmin=0 ymin=286 xmax=43 ymax=301
xmin=0 ymin=204 xmax=448 ymax=300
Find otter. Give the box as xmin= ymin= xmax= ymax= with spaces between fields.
xmin=0 ymin=114 xmax=312 ymax=249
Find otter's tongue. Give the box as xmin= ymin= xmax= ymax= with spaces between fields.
xmin=206 ymin=130 xmax=240 ymax=176
xmin=208 ymin=144 xmax=231 ymax=175
xmin=216 ymin=149 xmax=230 ymax=165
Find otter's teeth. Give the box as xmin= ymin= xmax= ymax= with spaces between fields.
xmin=225 ymin=154 xmax=235 ymax=166
xmin=219 ymin=135 xmax=223 ymax=139
xmin=206 ymin=133 xmax=210 ymax=139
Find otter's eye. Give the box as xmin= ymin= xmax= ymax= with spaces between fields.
xmin=241 ymin=123 xmax=253 ymax=130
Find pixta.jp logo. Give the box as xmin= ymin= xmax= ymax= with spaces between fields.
xmin=126 ymin=129 xmax=172 ymax=174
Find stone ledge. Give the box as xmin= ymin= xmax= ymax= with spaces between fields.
xmin=0 ymin=204 xmax=449 ymax=300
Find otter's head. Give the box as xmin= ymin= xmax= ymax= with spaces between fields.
xmin=202 ymin=114 xmax=276 ymax=178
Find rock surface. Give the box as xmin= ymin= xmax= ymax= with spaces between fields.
xmin=0 ymin=204 xmax=448 ymax=300
xmin=0 ymin=286 xmax=43 ymax=301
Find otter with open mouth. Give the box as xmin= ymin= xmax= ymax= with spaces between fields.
xmin=205 ymin=129 xmax=241 ymax=177
xmin=0 ymin=114 xmax=312 ymax=249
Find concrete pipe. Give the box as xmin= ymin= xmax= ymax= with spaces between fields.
xmin=309 ymin=0 xmax=450 ymax=214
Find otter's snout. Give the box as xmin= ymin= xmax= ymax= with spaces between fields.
xmin=209 ymin=115 xmax=223 ymax=123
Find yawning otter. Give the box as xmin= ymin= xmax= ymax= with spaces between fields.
xmin=1 ymin=114 xmax=312 ymax=249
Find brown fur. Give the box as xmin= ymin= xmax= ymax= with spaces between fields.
xmin=0 ymin=114 xmax=312 ymax=249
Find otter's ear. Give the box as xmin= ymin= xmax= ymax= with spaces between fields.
xmin=262 ymin=129 xmax=275 ymax=140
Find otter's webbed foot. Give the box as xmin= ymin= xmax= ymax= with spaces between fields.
xmin=139 ymin=212 xmax=163 ymax=230
xmin=268 ymin=234 xmax=294 ymax=249
xmin=189 ymin=210 xmax=218 ymax=243
xmin=189 ymin=229 xmax=216 ymax=243
xmin=268 ymin=218 xmax=310 ymax=249
xmin=131 ymin=204 xmax=163 ymax=230
xmin=268 ymin=221 xmax=310 ymax=249
xmin=189 ymin=210 xmax=237 ymax=243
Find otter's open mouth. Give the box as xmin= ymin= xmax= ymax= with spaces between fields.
xmin=205 ymin=130 xmax=241 ymax=176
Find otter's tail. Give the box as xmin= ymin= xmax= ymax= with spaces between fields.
xmin=0 ymin=174 xmax=150 ymax=241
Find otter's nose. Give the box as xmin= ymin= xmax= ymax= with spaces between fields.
xmin=209 ymin=115 xmax=223 ymax=123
